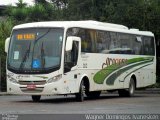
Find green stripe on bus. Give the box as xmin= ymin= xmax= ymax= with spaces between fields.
xmin=106 ymin=60 xmax=153 ymax=85
xmin=123 ymin=63 xmax=153 ymax=81
xmin=93 ymin=57 xmax=153 ymax=84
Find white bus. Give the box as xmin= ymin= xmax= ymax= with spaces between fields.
xmin=5 ymin=21 xmax=156 ymax=102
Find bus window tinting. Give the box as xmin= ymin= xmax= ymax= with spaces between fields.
xmin=67 ymin=28 xmax=155 ymax=56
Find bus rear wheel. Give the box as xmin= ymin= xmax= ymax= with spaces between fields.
xmin=118 ymin=78 xmax=135 ymax=97
xmin=127 ymin=78 xmax=136 ymax=97
xmin=32 ymin=95 xmax=41 ymax=102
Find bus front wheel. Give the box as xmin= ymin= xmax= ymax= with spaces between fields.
xmin=32 ymin=95 xmax=41 ymax=102
xmin=75 ymin=81 xmax=85 ymax=102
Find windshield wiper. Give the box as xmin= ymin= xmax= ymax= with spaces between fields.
xmin=41 ymin=42 xmax=45 ymax=68
xmin=31 ymin=29 xmax=51 ymax=69
xmin=34 ymin=29 xmax=51 ymax=44
xmin=19 ymin=41 xmax=31 ymax=70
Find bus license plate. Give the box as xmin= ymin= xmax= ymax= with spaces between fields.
xmin=27 ymin=84 xmax=36 ymax=89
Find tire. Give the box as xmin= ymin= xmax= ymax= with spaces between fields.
xmin=118 ymin=78 xmax=135 ymax=97
xmin=86 ymin=91 xmax=101 ymax=99
xmin=32 ymin=95 xmax=41 ymax=102
xmin=75 ymin=81 xmax=85 ymax=102
xmin=127 ymin=78 xmax=135 ymax=97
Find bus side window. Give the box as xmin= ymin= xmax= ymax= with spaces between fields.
xmin=80 ymin=29 xmax=92 ymax=52
xmin=142 ymin=37 xmax=155 ymax=55
xmin=64 ymin=41 xmax=79 ymax=73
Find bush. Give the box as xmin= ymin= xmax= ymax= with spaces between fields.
xmin=28 ymin=4 xmax=47 ymax=21
xmin=11 ymin=8 xmax=29 ymax=21
xmin=0 ymin=19 xmax=14 ymax=91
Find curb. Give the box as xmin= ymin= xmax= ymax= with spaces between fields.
xmin=136 ymin=88 xmax=160 ymax=94
xmin=0 ymin=92 xmax=8 ymax=96
xmin=0 ymin=89 xmax=160 ymax=96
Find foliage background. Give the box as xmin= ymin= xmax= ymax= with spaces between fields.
xmin=0 ymin=0 xmax=160 ymax=91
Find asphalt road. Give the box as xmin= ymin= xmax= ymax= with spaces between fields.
xmin=0 ymin=93 xmax=160 ymax=114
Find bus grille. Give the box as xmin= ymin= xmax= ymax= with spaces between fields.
xmin=20 ymin=87 xmax=44 ymax=93
xmin=18 ymin=80 xmax=46 ymax=85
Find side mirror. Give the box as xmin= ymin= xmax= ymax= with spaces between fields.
xmin=65 ymin=36 xmax=80 ymax=51
xmin=5 ymin=37 xmax=10 ymax=53
xmin=136 ymin=36 xmax=142 ymax=42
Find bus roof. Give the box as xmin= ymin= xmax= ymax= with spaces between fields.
xmin=13 ymin=20 xmax=154 ymax=37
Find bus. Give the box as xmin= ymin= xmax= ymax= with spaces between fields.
xmin=5 ymin=21 xmax=156 ymax=102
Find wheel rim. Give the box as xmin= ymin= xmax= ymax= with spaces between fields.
xmin=81 ymin=84 xmax=85 ymax=100
xmin=130 ymin=82 xmax=134 ymax=94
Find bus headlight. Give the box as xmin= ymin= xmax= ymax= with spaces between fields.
xmin=47 ymin=74 xmax=62 ymax=83
xmin=9 ymin=77 xmax=18 ymax=84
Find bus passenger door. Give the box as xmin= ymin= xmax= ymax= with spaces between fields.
xmin=63 ymin=39 xmax=80 ymax=93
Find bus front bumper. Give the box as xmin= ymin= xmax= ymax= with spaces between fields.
xmin=7 ymin=80 xmax=69 ymax=95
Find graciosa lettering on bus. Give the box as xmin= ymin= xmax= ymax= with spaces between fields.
xmin=102 ymin=57 xmax=127 ymax=68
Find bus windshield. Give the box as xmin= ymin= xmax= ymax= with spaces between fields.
xmin=8 ymin=28 xmax=64 ymax=73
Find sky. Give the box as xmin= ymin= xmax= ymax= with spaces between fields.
xmin=0 ymin=0 xmax=35 ymax=6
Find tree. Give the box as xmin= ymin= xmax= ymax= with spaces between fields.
xmin=51 ymin=0 xmax=68 ymax=9
xmin=0 ymin=19 xmax=14 ymax=91
xmin=35 ymin=0 xmax=47 ymax=4
xmin=16 ymin=0 xmax=27 ymax=8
